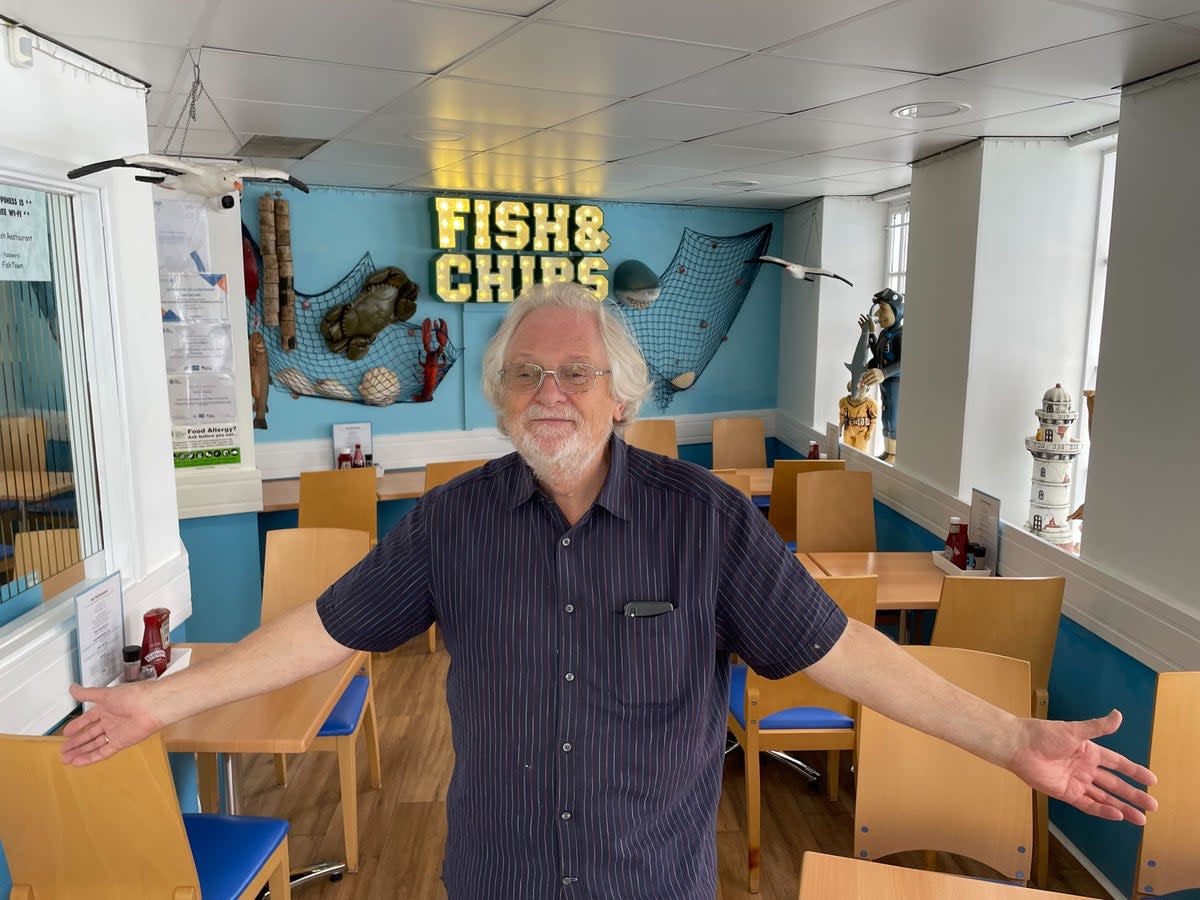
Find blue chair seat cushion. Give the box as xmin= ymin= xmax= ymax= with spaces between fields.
xmin=183 ymin=813 xmax=288 ymax=900
xmin=318 ymin=673 xmax=369 ymax=737
xmin=729 ymin=664 xmax=854 ymax=730
xmin=752 ymin=494 xmax=771 ymax=509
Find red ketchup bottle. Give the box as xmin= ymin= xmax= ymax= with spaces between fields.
xmin=807 ymin=441 xmax=820 ymax=459
xmin=944 ymin=516 xmax=969 ymax=569
xmin=140 ymin=608 xmax=172 ymax=677
xmin=352 ymin=443 xmax=366 ymax=468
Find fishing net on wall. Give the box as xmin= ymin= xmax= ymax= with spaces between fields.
xmin=244 ymin=226 xmax=460 ymax=405
xmin=622 ymin=225 xmax=772 ymax=410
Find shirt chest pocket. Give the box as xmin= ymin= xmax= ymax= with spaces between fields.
xmin=615 ymin=610 xmax=691 ymax=707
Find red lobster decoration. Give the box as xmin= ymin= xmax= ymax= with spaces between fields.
xmin=413 ymin=317 xmax=448 ymax=402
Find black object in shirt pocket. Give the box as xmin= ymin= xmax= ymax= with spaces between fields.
xmin=617 ymin=607 xmax=688 ymax=706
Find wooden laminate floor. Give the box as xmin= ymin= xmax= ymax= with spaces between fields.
xmin=236 ymin=637 xmax=1111 ymax=900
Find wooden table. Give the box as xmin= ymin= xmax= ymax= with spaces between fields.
xmin=796 ymin=552 xmax=825 ymax=578
xmin=740 ymin=467 xmax=772 ymax=497
xmin=261 ymin=469 xmax=424 ymax=512
xmin=0 ymin=469 xmax=75 ymax=531
xmin=808 ymin=552 xmax=945 ymax=642
xmin=798 ymin=852 xmax=1078 ymax=899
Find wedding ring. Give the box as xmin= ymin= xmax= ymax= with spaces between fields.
xmin=103 ymin=735 xmax=110 ymax=744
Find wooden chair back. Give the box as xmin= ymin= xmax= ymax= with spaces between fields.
xmin=750 ymin=575 xmax=877 ymax=720
xmin=767 ymin=458 xmax=846 ymax=544
xmin=711 ymin=416 xmax=766 ymax=470
xmin=854 ymin=646 xmax=1033 ymax=881
xmin=624 ymin=419 xmax=679 ymax=458
xmin=424 ymin=458 xmax=489 ymax=491
xmin=0 ymin=733 xmax=201 ymax=898
xmin=298 ymin=467 xmax=378 ymax=543
xmin=15 ymin=526 xmax=83 ymax=600
xmin=0 ymin=415 xmax=47 ymax=471
xmin=261 ymin=527 xmax=370 ymax=623
xmin=793 ymin=469 xmax=876 ymax=552
xmin=1134 ymin=671 xmax=1200 ymax=900
xmin=931 ymin=576 xmax=1065 ymax=715
xmin=711 ymin=468 xmax=752 ymax=497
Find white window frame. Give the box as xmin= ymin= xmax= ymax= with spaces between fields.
xmin=884 ymin=200 xmax=910 ymax=294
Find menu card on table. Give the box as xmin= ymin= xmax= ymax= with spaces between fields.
xmin=74 ymin=572 xmax=124 ymax=705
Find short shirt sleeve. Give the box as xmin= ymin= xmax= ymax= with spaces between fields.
xmin=714 ymin=494 xmax=848 ymax=679
xmin=316 ymin=493 xmax=437 ymax=652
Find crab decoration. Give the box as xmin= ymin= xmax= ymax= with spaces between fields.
xmin=319 ymin=266 xmax=419 ymax=360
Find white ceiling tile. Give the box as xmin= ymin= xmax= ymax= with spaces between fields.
xmin=934 ymin=100 xmax=1119 ymax=136
xmin=568 ymin=162 xmax=722 ymax=189
xmin=540 ymin=0 xmax=896 ymax=51
xmin=553 ymin=100 xmax=775 ymax=141
xmin=147 ymin=127 xmax=244 ymax=158
xmin=819 ymin=131 xmax=974 ymax=162
xmin=602 ymin=187 xmax=715 ymax=204
xmin=952 ymin=23 xmax=1200 ymax=98
xmin=402 ymin=171 xmax=544 ymax=194
xmin=290 ymin=160 xmax=429 ymax=188
xmin=435 ymin=152 xmax=596 ymax=179
xmin=690 ymin=193 xmax=801 ymax=209
xmin=530 ymin=177 xmax=611 ymax=199
xmin=797 ymin=77 xmax=1068 ymax=131
xmin=144 ymin=95 xmax=369 ymax=138
xmin=737 ymin=156 xmax=903 ymax=179
xmin=624 ymin=141 xmax=798 ymax=170
xmin=1174 ymin=11 xmax=1200 ymax=24
xmin=708 ymin=116 xmax=913 ymax=153
xmin=451 ymin=22 xmax=743 ymax=96
xmin=648 ymin=56 xmax=923 ymax=113
xmin=204 ymin=0 xmax=517 ymax=72
xmin=51 ymin=36 xmax=186 ymax=89
xmin=662 ymin=171 xmax=811 ymax=191
xmin=2 ymin=0 xmax=208 ymax=45
xmin=771 ymin=0 xmax=1146 ymax=74
xmin=830 ymin=168 xmax=915 ymax=191
xmin=421 ymin=0 xmax=546 ymax=13
xmin=380 ymin=78 xmax=620 ymax=129
xmin=305 ymin=140 xmax=473 ymax=169
xmin=487 ymin=130 xmax=677 ymax=162
xmin=1064 ymin=0 xmax=1200 ymax=18
xmin=167 ymin=49 xmax=428 ymax=111
xmin=343 ymin=114 xmax=536 ymax=151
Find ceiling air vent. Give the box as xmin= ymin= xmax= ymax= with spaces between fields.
xmin=235 ymin=135 xmax=327 ymax=159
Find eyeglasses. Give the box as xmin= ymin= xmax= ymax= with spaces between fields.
xmin=498 ymin=362 xmax=611 ymax=394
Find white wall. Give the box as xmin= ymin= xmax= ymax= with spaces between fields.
xmin=961 ymin=140 xmax=1101 ymax=518
xmin=0 ymin=33 xmax=189 ymax=733
xmin=1082 ymin=66 xmax=1200 ymax=616
xmin=898 ymin=143 xmax=983 ymax=494
xmin=776 ymin=200 xmax=821 ymax=423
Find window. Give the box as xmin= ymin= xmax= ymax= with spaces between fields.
xmin=0 ymin=182 xmax=103 ymax=603
xmin=884 ymin=201 xmax=910 ymax=294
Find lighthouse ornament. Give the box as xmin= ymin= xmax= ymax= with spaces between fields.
xmin=1024 ymin=384 xmax=1084 ymax=548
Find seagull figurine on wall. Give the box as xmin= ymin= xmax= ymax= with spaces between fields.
xmin=746 ymin=255 xmax=853 ymax=287
xmin=67 ymin=155 xmax=309 ymax=208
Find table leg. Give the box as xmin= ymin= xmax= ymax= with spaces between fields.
xmin=221 ymin=752 xmax=241 ymax=815
xmin=897 ymin=611 xmax=909 ymax=644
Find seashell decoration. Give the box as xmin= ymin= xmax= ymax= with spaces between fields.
xmin=273 ymin=367 xmax=314 ymax=397
xmin=313 ymin=378 xmax=356 ymax=401
xmin=359 ymin=367 xmax=401 ymax=406
xmin=669 ymin=371 xmax=697 ymax=390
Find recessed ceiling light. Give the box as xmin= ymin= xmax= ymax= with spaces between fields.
xmin=891 ymin=101 xmax=972 ymax=120
xmin=410 ymin=130 xmax=466 ymax=143
xmin=712 ymin=179 xmax=759 ymax=188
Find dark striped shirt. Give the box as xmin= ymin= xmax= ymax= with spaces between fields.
xmin=317 ymin=436 xmax=847 ymax=899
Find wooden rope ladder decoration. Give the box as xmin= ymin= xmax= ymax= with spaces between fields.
xmin=258 ymin=192 xmax=297 ymax=350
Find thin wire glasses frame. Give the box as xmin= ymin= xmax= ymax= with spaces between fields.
xmin=498 ymin=362 xmax=612 ymax=394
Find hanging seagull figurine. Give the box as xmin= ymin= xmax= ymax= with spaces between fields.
xmin=67 ymin=155 xmax=309 ymax=208
xmin=745 ymin=255 xmax=853 ymax=287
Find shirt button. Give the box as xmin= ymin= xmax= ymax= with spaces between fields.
xmin=561 ymin=537 xmax=571 ymax=547
xmin=565 ymin=672 xmax=575 ymax=682
xmin=562 ymin=876 xmax=576 ymax=885
xmin=565 ymin=603 xmax=575 ymax=613
xmin=562 ymin=742 xmax=572 ymax=752
xmin=561 ymin=811 xmax=571 ymax=820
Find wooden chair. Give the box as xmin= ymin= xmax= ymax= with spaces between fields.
xmin=423 ymin=458 xmax=489 ymax=652
xmin=256 ymin=526 xmax=380 ymax=873
xmin=793 ymin=469 xmax=876 ymax=553
xmin=728 ymin=575 xmax=878 ymax=892
xmin=712 ymin=416 xmax=767 ymax=470
xmin=298 ymin=467 xmax=378 ymax=544
xmin=0 ymin=414 xmax=47 ymax=470
xmin=766 ymin=458 xmax=846 ymax=546
xmin=623 ymin=418 xmax=679 ymax=458
xmin=711 ymin=468 xmax=753 ymax=497
xmin=854 ymin=646 xmax=1034 ymax=884
xmin=1132 ymin=671 xmax=1200 ymax=900
xmin=14 ymin=526 xmax=83 ymax=600
xmin=931 ymin=575 xmax=1065 ymax=887
xmin=0 ymin=732 xmax=291 ymax=900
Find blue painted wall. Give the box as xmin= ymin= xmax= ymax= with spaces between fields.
xmin=179 ymin=512 xmax=263 ymax=643
xmin=241 ymin=186 xmax=784 ymax=441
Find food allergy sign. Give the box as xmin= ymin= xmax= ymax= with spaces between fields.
xmin=0 ymin=186 xmax=50 ymax=281
xmin=431 ymin=196 xmax=611 ymax=302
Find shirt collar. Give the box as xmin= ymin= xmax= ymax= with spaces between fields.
xmin=506 ymin=431 xmax=631 ymax=522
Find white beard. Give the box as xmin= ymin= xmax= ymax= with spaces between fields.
xmin=508 ymin=404 xmax=612 ymax=486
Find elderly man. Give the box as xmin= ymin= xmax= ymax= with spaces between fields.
xmin=66 ymin=282 xmax=1155 ymax=900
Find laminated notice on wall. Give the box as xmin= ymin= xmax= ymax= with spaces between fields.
xmin=0 ymin=186 xmax=50 ymax=281
xmin=161 ymin=272 xmax=230 ymax=323
xmin=163 ymin=323 xmax=233 ymax=374
xmin=153 ymin=196 xmax=211 ymax=274
xmin=171 ymin=423 xmax=241 ymax=468
xmin=167 ymin=372 xmax=238 ymax=425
